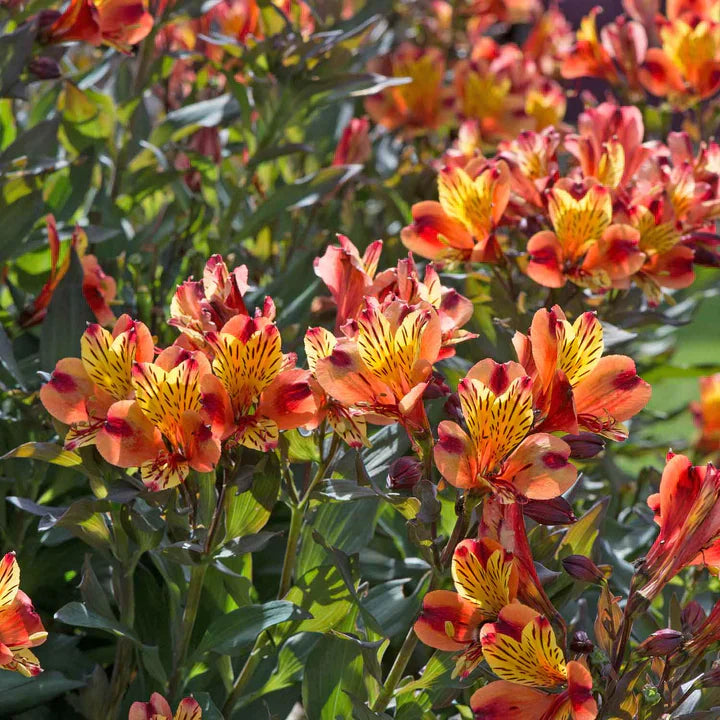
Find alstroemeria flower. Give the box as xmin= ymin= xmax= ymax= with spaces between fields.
xmin=369 ymin=254 xmax=477 ymax=359
xmin=21 ymin=216 xmax=116 ymax=328
xmin=565 ymin=104 xmax=652 ymax=188
xmin=304 ymin=327 xmax=369 ymax=449
xmin=45 ymin=0 xmax=154 ymax=52
xmin=401 ymin=161 xmax=510 ymax=263
xmin=364 ymin=43 xmax=451 ymax=136
xmin=313 ymin=235 xmax=383 ymax=331
xmin=692 ymin=374 xmax=720 ymax=454
xmin=40 ymin=315 xmax=154 ymax=451
xmin=170 ymin=255 xmax=250 ymax=344
xmin=206 ymin=313 xmax=316 ymax=451
xmin=513 ymin=306 xmax=652 ymax=439
xmin=641 ymin=452 xmax=720 ymax=600
xmin=414 ymin=538 xmax=519 ymax=678
xmin=129 ymin=693 xmax=201 ymax=720
xmin=434 ymin=359 xmax=576 ymax=499
xmin=96 ymin=347 xmax=230 ymax=491
xmin=561 ymin=9 xmax=619 ymax=84
xmin=472 ymin=603 xmax=598 ymax=720
xmin=640 ymin=17 xmax=720 ymax=106
xmin=0 ymin=553 xmax=47 ymax=677
xmin=313 ymin=298 xmax=441 ymax=434
xmin=526 ymin=184 xmax=645 ymax=290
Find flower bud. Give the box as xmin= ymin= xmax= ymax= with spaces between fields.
xmin=35 ymin=9 xmax=61 ymax=40
xmin=563 ymin=432 xmax=605 ymax=459
xmin=562 ymin=554 xmax=605 ymax=583
xmin=28 ymin=56 xmax=61 ymax=80
xmin=387 ymin=456 xmax=423 ymax=490
xmin=637 ymin=629 xmax=684 ymax=657
xmin=523 ymin=496 xmax=577 ymax=525
xmin=332 ymin=117 xmax=371 ymax=166
xmin=570 ymin=630 xmax=594 ymax=654
xmin=682 ymin=601 xmax=707 ymax=634
xmin=700 ymin=660 xmax=720 ymax=687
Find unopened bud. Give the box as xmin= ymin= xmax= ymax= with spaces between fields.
xmin=570 ymin=630 xmax=594 ymax=654
xmin=444 ymin=393 xmax=462 ymax=422
xmin=637 ymin=629 xmax=684 ymax=657
xmin=682 ymin=601 xmax=707 ymax=634
xmin=387 ymin=456 xmax=423 ymax=490
xmin=563 ymin=432 xmax=605 ymax=459
xmin=523 ymin=496 xmax=577 ymax=525
xmin=36 ymin=9 xmax=61 ymax=35
xmin=562 ymin=554 xmax=605 ymax=583
xmin=28 ymin=56 xmax=61 ymax=80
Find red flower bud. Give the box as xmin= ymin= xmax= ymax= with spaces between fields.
xmin=387 ymin=456 xmax=423 ymax=490
xmin=682 ymin=601 xmax=707 ymax=634
xmin=562 ymin=554 xmax=605 ymax=583
xmin=29 ymin=56 xmax=61 ymax=80
xmin=523 ymin=496 xmax=577 ymax=525
xmin=570 ymin=630 xmax=594 ymax=654
xmin=563 ymin=432 xmax=605 ymax=459
xmin=637 ymin=629 xmax=684 ymax=657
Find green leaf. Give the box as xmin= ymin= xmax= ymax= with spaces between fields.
xmin=1 ymin=442 xmax=82 ymax=467
xmin=302 ymin=635 xmax=366 ymax=720
xmin=224 ymin=455 xmax=281 ymax=540
xmin=51 ymin=499 xmax=112 ymax=550
xmin=54 ymin=601 xmax=140 ymax=642
xmin=40 ymin=249 xmax=95 ymax=371
xmin=0 ymin=671 xmax=84 ymax=715
xmin=555 ymin=498 xmax=609 ymax=560
xmin=0 ymin=321 xmax=25 ymax=389
xmin=195 ymin=600 xmax=310 ymax=657
xmin=236 ymin=165 xmax=362 ymax=240
xmin=396 ymin=652 xmax=458 ymax=695
xmin=0 ymin=24 xmax=35 ymax=98
xmin=153 ymin=94 xmax=241 ymax=145
xmin=280 ymin=564 xmax=355 ymax=636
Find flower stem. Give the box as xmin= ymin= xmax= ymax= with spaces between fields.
xmin=370 ymin=625 xmax=419 ymax=713
xmin=222 ymin=634 xmax=269 ymax=716
xmin=169 ymin=562 xmax=208 ymax=699
xmin=277 ymin=504 xmax=304 ymax=599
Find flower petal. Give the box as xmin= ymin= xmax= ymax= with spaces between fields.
xmin=434 ymin=421 xmax=477 ymax=489
xmin=414 ymin=589 xmax=484 ymax=651
xmin=470 ymin=681 xmax=556 ymax=720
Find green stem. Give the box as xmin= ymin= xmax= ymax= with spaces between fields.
xmin=370 ymin=626 xmax=419 ymax=713
xmin=169 ymin=562 xmax=208 ymax=699
xmin=277 ymin=504 xmax=303 ymax=599
xmin=105 ymin=562 xmax=136 ymax=720
xmin=222 ymin=634 xmax=269 ymax=716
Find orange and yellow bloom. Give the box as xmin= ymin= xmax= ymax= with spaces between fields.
xmin=693 ymin=374 xmax=720 ymax=454
xmin=414 ymin=538 xmax=519 ymax=677
xmin=401 ymin=161 xmax=510 ymax=263
xmin=472 ymin=603 xmax=597 ymax=720
xmin=513 ymin=307 xmax=651 ymax=440
xmin=0 ymin=553 xmax=47 ymax=677
xmin=434 ymin=358 xmax=576 ymax=499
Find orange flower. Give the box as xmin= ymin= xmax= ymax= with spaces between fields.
xmin=170 ymin=255 xmax=250 ymax=344
xmin=641 ymin=452 xmax=720 ymax=600
xmin=369 ymin=254 xmax=477 ymax=359
xmin=40 ymin=315 xmax=154 ymax=451
xmin=472 ymin=603 xmax=597 ymax=720
xmin=513 ymin=307 xmax=651 ymax=440
xmin=21 ymin=216 xmax=116 ymax=328
xmin=129 ymin=693 xmax=201 ymax=720
xmin=561 ymin=9 xmax=619 ymax=84
xmin=312 ymin=298 xmax=441 ymax=434
xmin=526 ymin=184 xmax=645 ymax=290
xmin=565 ymin=104 xmax=652 ymax=188
xmin=46 ymin=0 xmax=154 ymax=52
xmin=364 ymin=44 xmax=451 ymax=136
xmin=95 ymin=347 xmax=231 ymax=491
xmin=401 ymin=161 xmax=510 ymax=263
xmin=640 ymin=17 xmax=720 ymax=106
xmin=0 ymin=553 xmax=47 ymax=677
xmin=304 ymin=327 xmax=369 ymax=449
xmin=313 ymin=235 xmax=382 ymax=331
xmin=414 ymin=538 xmax=519 ymax=678
xmin=692 ymin=374 xmax=720 ymax=454
xmin=434 ymin=359 xmax=576 ymax=499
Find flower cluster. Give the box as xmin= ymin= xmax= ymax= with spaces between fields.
xmin=129 ymin=694 xmax=201 ymax=720
xmin=403 ymin=103 xmax=720 ymax=303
